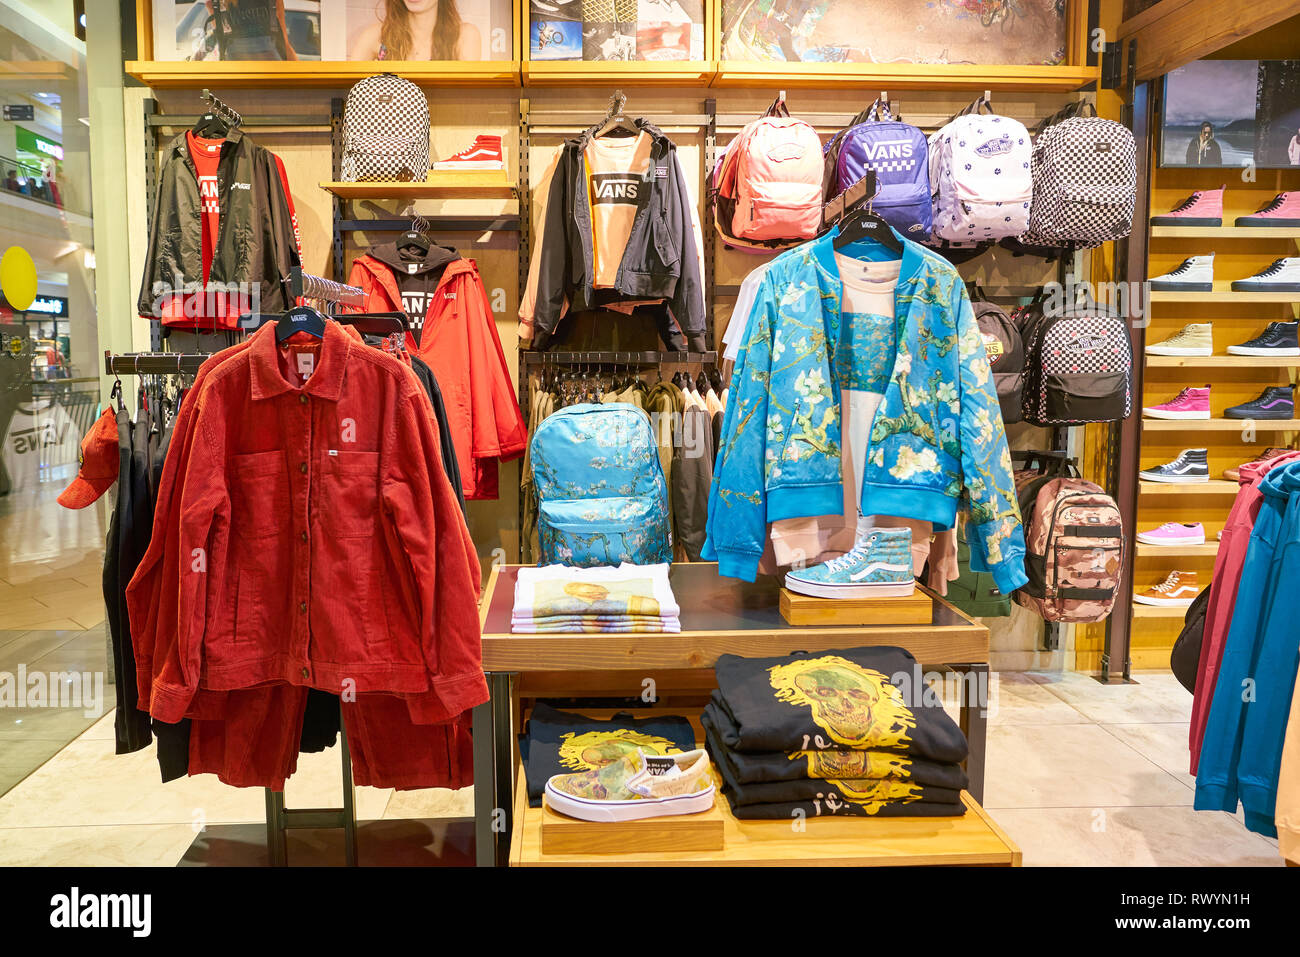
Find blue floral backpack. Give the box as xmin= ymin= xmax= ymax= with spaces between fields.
xmin=530 ymin=403 xmax=672 ymax=567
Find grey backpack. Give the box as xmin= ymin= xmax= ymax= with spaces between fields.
xmin=1020 ymin=101 xmax=1136 ymax=249
xmin=340 ymin=73 xmax=430 ymax=182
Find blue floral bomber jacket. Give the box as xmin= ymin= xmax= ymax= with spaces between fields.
xmin=701 ymin=228 xmax=1028 ymax=595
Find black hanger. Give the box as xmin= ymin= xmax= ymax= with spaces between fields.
xmin=192 ymin=89 xmax=236 ymax=139
xmin=276 ymin=305 xmax=327 ymax=341
xmin=334 ymin=311 xmax=408 ymax=336
xmin=595 ymin=90 xmax=639 ymax=138
xmin=834 ymin=202 xmax=904 ymax=256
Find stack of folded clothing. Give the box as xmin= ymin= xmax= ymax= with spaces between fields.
xmin=703 ymin=646 xmax=970 ymax=820
xmin=520 ymin=702 xmax=698 ymax=808
xmin=511 ymin=563 xmax=682 ymax=633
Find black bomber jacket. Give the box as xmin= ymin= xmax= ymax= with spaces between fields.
xmin=137 ymin=128 xmax=300 ymax=321
xmin=531 ymin=120 xmax=707 ymax=352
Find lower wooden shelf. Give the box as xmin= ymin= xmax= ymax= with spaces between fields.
xmin=1140 ymin=480 xmax=1238 ymax=495
xmin=1141 ymin=418 xmax=1300 ymax=431
xmin=1132 ymin=603 xmax=1192 ymax=619
xmin=511 ymin=767 xmax=1020 ymax=867
xmin=1144 ymin=355 xmax=1300 ymax=368
xmin=1135 ymin=542 xmax=1220 ymax=558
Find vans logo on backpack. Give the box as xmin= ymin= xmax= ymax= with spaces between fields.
xmin=1063 ymin=335 xmax=1109 ymax=353
xmin=861 ymin=139 xmax=915 ymax=162
xmin=766 ymin=143 xmax=807 ymax=163
xmin=974 ymin=134 xmax=1013 ymax=157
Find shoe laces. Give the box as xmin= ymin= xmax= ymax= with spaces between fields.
xmin=1152 ymin=573 xmax=1184 ymax=593
xmin=1170 ymin=193 xmax=1200 ymax=212
xmin=1167 ymin=258 xmax=1197 ymax=275
xmin=1256 ymin=194 xmax=1286 ymax=213
xmin=823 ymin=537 xmax=875 ymax=573
xmin=1256 ymin=259 xmax=1288 ymax=277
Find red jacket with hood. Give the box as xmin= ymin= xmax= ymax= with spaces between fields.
xmin=348 ymin=247 xmax=526 ymax=500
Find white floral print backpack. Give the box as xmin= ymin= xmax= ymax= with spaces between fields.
xmin=928 ymin=99 xmax=1033 ymax=244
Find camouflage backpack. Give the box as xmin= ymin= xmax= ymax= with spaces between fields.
xmin=1013 ymin=457 xmax=1124 ymax=623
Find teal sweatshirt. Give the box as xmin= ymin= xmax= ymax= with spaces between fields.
xmin=702 ymin=227 xmax=1027 ymax=594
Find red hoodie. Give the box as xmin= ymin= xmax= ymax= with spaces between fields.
xmin=1190 ymin=449 xmax=1300 ymax=773
xmin=348 ymin=253 xmax=526 ymax=500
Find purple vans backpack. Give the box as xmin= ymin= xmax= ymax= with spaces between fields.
xmin=823 ymin=100 xmax=932 ymax=240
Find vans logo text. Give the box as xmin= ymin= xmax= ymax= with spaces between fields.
xmin=860 ymin=139 xmax=914 ymax=162
xmin=592 ymin=173 xmax=642 ymax=204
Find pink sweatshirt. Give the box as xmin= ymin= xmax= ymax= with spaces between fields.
xmin=1190 ymin=450 xmax=1300 ymax=774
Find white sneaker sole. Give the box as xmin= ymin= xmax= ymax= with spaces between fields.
xmin=1141 ymin=408 xmax=1210 ymax=419
xmin=433 ymin=160 xmax=506 ymax=170
xmin=1145 ymin=345 xmax=1213 ymax=356
xmin=1138 ymin=470 xmax=1209 ymax=483
xmin=1226 ymin=345 xmax=1300 ymax=356
xmin=1133 ymin=593 xmax=1197 ymax=606
xmin=783 ymin=576 xmax=916 ymax=600
xmin=1135 ymin=532 xmax=1205 ymax=546
xmin=544 ymin=783 xmax=716 ymax=823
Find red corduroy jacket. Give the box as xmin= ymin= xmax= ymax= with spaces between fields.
xmin=125 ymin=321 xmax=487 ymax=724
xmin=347 ymin=254 xmax=527 ymax=500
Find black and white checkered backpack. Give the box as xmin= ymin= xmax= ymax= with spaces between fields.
xmin=1020 ymin=296 xmax=1132 ymax=426
xmin=1020 ymin=102 xmax=1136 ymax=250
xmin=340 ymin=73 xmax=430 ymax=182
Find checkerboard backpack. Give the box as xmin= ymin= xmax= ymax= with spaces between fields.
xmin=928 ymin=99 xmax=1033 ymax=243
xmin=340 ymin=73 xmax=430 ymax=182
xmin=823 ymin=99 xmax=932 ymax=239
xmin=1020 ymin=101 xmax=1136 ymax=249
xmin=1020 ymin=294 xmax=1132 ymax=425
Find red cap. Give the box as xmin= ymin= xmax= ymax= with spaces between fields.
xmin=57 ymin=406 xmax=120 ymax=509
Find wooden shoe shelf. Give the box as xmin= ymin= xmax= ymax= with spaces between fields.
xmin=1130 ymin=166 xmax=1300 ymax=668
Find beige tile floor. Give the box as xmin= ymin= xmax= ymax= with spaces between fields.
xmin=0 ymin=475 xmax=1289 ymax=866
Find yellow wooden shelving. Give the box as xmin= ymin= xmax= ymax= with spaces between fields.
xmin=522 ymin=60 xmax=716 ymax=87
xmin=1149 ymin=226 xmax=1300 ymax=239
xmin=710 ymin=62 xmax=1099 ymax=91
xmin=1144 ymin=355 xmax=1300 ymax=368
xmin=1135 ymin=542 xmax=1220 ymax=558
xmin=1140 ymin=418 xmax=1300 ymax=431
xmin=125 ymin=60 xmax=522 ymax=88
xmin=1132 ymin=603 xmax=1193 ymax=619
xmin=1139 ymin=480 xmax=1238 ymax=495
xmin=1149 ymin=286 xmax=1300 ymax=303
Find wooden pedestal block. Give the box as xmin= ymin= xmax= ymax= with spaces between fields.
xmin=540 ymin=795 xmax=725 ymax=855
xmin=779 ymin=588 xmax=933 ymax=626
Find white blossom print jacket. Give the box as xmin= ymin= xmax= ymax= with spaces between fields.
xmin=702 ymin=227 xmax=1027 ymax=594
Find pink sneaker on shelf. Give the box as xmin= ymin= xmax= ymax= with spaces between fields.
xmin=1151 ymin=185 xmax=1224 ymax=226
xmin=434 ymin=134 xmax=506 ymax=171
xmin=1142 ymin=386 xmax=1210 ymax=420
xmin=1136 ymin=522 xmax=1206 ymax=546
xmin=1236 ymin=192 xmax=1300 ymax=227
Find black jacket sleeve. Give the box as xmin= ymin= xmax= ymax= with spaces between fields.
xmin=668 ymin=152 xmax=707 ymax=353
xmin=137 ymin=166 xmax=171 ymax=317
xmin=257 ymin=148 xmax=300 ymax=312
xmin=532 ymin=145 xmax=575 ymax=346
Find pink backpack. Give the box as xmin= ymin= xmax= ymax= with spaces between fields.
xmin=713 ymin=96 xmax=823 ymax=249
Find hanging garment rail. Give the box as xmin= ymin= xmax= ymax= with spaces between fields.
xmin=290 ymin=266 xmax=366 ymax=308
xmin=522 ymin=351 xmax=718 ymax=366
xmin=104 ymin=352 xmax=210 ymax=376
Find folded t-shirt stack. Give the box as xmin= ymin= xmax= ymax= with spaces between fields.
xmin=520 ymin=702 xmax=698 ymax=808
xmin=511 ymin=563 xmax=682 ymax=633
xmin=704 ymin=646 xmax=970 ymax=820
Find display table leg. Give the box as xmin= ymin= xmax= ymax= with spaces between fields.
xmin=472 ymin=683 xmax=497 ymax=867
xmin=959 ymin=663 xmax=989 ymax=804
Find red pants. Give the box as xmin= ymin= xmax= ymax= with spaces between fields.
xmin=186 ymin=686 xmax=474 ymax=791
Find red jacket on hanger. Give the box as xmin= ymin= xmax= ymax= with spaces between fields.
xmin=125 ymin=321 xmax=487 ymax=725
xmin=348 ymin=253 xmax=526 ymax=500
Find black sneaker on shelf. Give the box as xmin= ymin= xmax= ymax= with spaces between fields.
xmin=1226 ymin=321 xmax=1300 ymax=357
xmin=1139 ymin=448 xmax=1210 ymax=484
xmin=1223 ymin=386 xmax=1295 ymax=420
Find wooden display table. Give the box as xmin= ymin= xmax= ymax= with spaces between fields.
xmin=511 ymin=768 xmax=1019 ymax=867
xmin=472 ymin=563 xmax=992 ymax=867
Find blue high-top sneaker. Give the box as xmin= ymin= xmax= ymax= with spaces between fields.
xmin=783 ymin=527 xmax=916 ymax=600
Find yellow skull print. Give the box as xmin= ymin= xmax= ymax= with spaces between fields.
xmin=768 ymin=655 xmax=916 ymax=749
xmin=828 ymin=777 xmax=925 ymax=814
xmin=800 ymin=749 xmax=913 ymax=780
xmin=556 ymin=729 xmax=682 ymax=771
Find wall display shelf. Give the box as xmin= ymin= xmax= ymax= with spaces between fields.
xmin=1149 ymin=288 xmax=1300 ymax=303
xmin=709 ymin=62 xmax=1099 ymax=92
xmin=1150 ymin=226 xmax=1300 ymax=239
xmin=522 ymin=60 xmax=716 ymax=87
xmin=1131 ymin=604 xmax=1193 ymax=620
xmin=1140 ymin=418 xmax=1300 ymax=431
xmin=124 ymin=60 xmax=522 ymax=88
xmin=1135 ymin=542 xmax=1220 ymax=558
xmin=319 ymin=173 xmax=517 ymax=200
xmin=1139 ymin=480 xmax=1239 ymax=496
xmin=1144 ymin=355 xmax=1300 ymax=368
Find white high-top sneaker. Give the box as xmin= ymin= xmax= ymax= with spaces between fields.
xmin=1149 ymin=254 xmax=1214 ymax=292
xmin=1230 ymin=258 xmax=1300 ymax=293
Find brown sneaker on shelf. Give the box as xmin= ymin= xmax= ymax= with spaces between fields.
xmin=1134 ymin=570 xmax=1200 ymax=607
xmin=1224 ymin=448 xmax=1290 ymax=482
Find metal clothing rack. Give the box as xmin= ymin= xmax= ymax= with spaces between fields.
xmin=521 ymin=351 xmax=718 ymax=367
